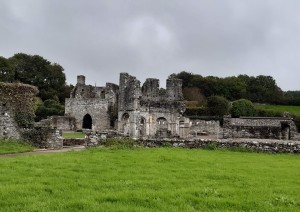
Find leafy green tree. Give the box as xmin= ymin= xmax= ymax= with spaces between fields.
xmin=222 ymin=77 xmax=246 ymax=100
xmin=0 ymin=56 xmax=14 ymax=82
xmin=231 ymin=99 xmax=256 ymax=118
xmin=8 ymin=53 xmax=66 ymax=102
xmin=172 ymin=71 xmax=194 ymax=87
xmin=238 ymin=75 xmax=283 ymax=103
xmin=1 ymin=53 xmax=71 ymax=119
xmin=35 ymin=99 xmax=65 ymax=121
xmin=207 ymin=96 xmax=230 ymax=116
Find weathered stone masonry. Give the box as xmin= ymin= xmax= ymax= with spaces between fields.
xmin=0 ymin=83 xmax=38 ymax=139
xmin=0 ymin=104 xmax=20 ymax=139
xmin=223 ymin=117 xmax=298 ymax=140
xmin=118 ymin=73 xmax=186 ymax=138
xmin=65 ymin=75 xmax=119 ymax=131
xmin=63 ymin=74 xmax=300 ymax=141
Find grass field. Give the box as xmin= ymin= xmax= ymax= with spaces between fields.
xmin=255 ymin=104 xmax=300 ymax=116
xmin=0 ymin=139 xmax=34 ymax=154
xmin=0 ymin=148 xmax=299 ymax=211
xmin=62 ymin=132 xmax=86 ymax=138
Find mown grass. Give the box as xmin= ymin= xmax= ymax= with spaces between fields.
xmin=0 ymin=139 xmax=34 ymax=154
xmin=0 ymin=148 xmax=299 ymax=211
xmin=62 ymin=132 xmax=86 ymax=138
xmin=255 ymin=104 xmax=300 ymax=116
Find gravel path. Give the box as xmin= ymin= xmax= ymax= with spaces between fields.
xmin=0 ymin=145 xmax=86 ymax=158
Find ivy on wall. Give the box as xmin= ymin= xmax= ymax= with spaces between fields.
xmin=0 ymin=82 xmax=38 ymax=128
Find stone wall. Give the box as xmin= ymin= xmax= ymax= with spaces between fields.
xmin=0 ymin=108 xmax=20 ymax=139
xmin=0 ymin=82 xmax=38 ymax=139
xmin=65 ymin=98 xmax=110 ymax=131
xmin=39 ymin=116 xmax=76 ymax=131
xmin=139 ymin=138 xmax=300 ymax=153
xmin=223 ymin=117 xmax=298 ymax=140
xmin=186 ymin=119 xmax=220 ymax=137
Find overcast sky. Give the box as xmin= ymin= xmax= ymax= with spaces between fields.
xmin=1 ymin=0 xmax=300 ymax=91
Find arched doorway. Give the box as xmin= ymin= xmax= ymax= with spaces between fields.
xmin=82 ymin=114 xmax=92 ymax=129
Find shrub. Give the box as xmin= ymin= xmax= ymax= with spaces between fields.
xmin=21 ymin=127 xmax=53 ymax=148
xmin=256 ymin=108 xmax=283 ymax=117
xmin=184 ymin=107 xmax=209 ymax=116
xmin=231 ymin=99 xmax=256 ymax=118
xmin=207 ymin=96 xmax=230 ymax=116
xmin=35 ymin=99 xmax=64 ymax=121
xmin=206 ymin=142 xmax=217 ymax=150
xmin=14 ymin=111 xmax=35 ymax=128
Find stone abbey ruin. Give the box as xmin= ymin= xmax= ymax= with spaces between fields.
xmin=1 ymin=73 xmax=300 ymax=152
xmin=43 ymin=73 xmax=299 ymax=140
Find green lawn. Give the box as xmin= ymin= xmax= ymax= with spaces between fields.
xmin=255 ymin=104 xmax=300 ymax=116
xmin=0 ymin=148 xmax=299 ymax=211
xmin=0 ymin=139 xmax=34 ymax=154
xmin=62 ymin=132 xmax=86 ymax=138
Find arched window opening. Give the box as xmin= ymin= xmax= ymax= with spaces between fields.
xmin=157 ymin=117 xmax=168 ymax=128
xmin=122 ymin=113 xmax=130 ymax=135
xmin=101 ymin=91 xmax=105 ymax=99
xmin=140 ymin=117 xmax=146 ymax=136
xmin=82 ymin=114 xmax=92 ymax=129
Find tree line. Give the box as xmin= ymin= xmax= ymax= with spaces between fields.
xmin=172 ymin=71 xmax=300 ymax=106
xmin=1 ymin=53 xmax=300 ymax=121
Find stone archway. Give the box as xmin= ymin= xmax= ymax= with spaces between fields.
xmin=82 ymin=114 xmax=92 ymax=129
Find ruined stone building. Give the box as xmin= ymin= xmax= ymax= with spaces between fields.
xmin=0 ymin=74 xmax=299 ymax=141
xmin=64 ymin=75 xmax=118 ymax=131
xmin=118 ymin=73 xmax=186 ymax=138
xmin=63 ymin=73 xmax=186 ymax=138
xmin=61 ymin=73 xmax=299 ymax=141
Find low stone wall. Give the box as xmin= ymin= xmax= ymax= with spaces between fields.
xmin=38 ymin=116 xmax=76 ymax=131
xmin=139 ymin=138 xmax=300 ymax=153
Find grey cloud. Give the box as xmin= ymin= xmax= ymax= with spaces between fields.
xmin=1 ymin=0 xmax=300 ymax=90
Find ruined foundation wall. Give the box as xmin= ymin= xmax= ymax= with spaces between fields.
xmin=44 ymin=116 xmax=76 ymax=131
xmin=187 ymin=119 xmax=220 ymax=137
xmin=223 ymin=117 xmax=298 ymax=140
xmin=0 ymin=110 xmax=20 ymax=139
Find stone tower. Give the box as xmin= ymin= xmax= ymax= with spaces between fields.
xmin=118 ymin=73 xmax=185 ymax=138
